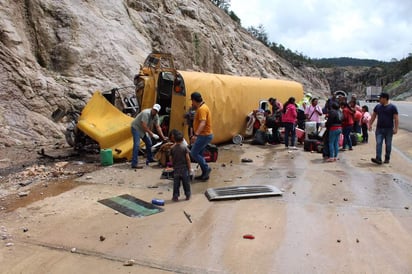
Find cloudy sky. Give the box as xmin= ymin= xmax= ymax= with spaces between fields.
xmin=230 ymin=0 xmax=412 ymax=61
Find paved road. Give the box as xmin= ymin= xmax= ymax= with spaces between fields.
xmin=1 ymin=134 xmax=412 ymax=273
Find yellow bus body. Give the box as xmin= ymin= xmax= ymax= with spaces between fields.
xmin=76 ymin=53 xmax=303 ymax=160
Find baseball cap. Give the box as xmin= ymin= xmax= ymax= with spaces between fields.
xmin=152 ymin=104 xmax=161 ymax=112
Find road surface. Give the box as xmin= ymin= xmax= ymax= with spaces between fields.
xmin=1 ymin=130 xmax=412 ymax=273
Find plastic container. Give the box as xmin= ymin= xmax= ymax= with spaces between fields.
xmin=152 ymin=199 xmax=165 ymax=206
xmin=305 ymin=121 xmax=317 ymax=139
xmin=100 ymin=148 xmax=113 ymax=166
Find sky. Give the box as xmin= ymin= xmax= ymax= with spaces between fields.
xmin=230 ymin=0 xmax=412 ymax=61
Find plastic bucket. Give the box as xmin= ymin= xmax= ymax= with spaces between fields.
xmin=232 ymin=134 xmax=244 ymax=145
xmin=100 ymin=148 xmax=113 ymax=166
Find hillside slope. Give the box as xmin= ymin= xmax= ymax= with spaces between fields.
xmin=0 ymin=0 xmax=329 ymax=148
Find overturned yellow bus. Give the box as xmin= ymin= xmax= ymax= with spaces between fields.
xmin=77 ymin=52 xmax=304 ymax=160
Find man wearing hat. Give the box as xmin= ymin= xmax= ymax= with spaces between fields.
xmin=368 ymin=92 xmax=399 ymax=165
xmin=190 ymin=91 xmax=213 ymax=181
xmin=130 ymin=104 xmax=166 ymax=168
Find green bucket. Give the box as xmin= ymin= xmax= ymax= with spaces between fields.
xmin=100 ymin=149 xmax=113 ymax=166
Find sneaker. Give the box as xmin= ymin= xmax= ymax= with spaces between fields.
xmin=384 ymin=160 xmax=390 ymax=164
xmin=290 ymin=146 xmax=298 ymax=150
xmin=371 ymin=158 xmax=382 ymax=165
xmin=201 ymin=167 xmax=212 ymax=180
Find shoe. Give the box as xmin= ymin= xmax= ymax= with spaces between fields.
xmin=131 ymin=165 xmax=143 ymax=169
xmin=172 ymin=197 xmax=179 ymax=202
xmin=146 ymin=159 xmax=157 ymax=164
xmin=200 ymin=167 xmax=212 ymax=180
xmin=349 ymin=147 xmax=353 ymax=151
xmin=194 ymin=175 xmax=204 ymax=180
xmin=326 ymin=158 xmax=335 ymax=162
xmin=185 ymin=196 xmax=190 ymax=201
xmin=290 ymin=146 xmax=298 ymax=150
xmin=371 ymin=158 xmax=382 ymax=165
xmin=384 ymin=160 xmax=390 ymax=164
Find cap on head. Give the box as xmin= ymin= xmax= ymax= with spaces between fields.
xmin=191 ymin=91 xmax=203 ymax=103
xmin=152 ymin=103 xmax=161 ymax=112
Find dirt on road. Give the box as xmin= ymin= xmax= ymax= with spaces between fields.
xmin=1 ymin=131 xmax=412 ymax=273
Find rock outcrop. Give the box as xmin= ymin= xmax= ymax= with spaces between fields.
xmin=0 ymin=0 xmax=330 ymax=148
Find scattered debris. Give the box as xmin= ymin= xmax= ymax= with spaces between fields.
xmin=286 ymin=175 xmax=296 ymax=178
xmin=19 ymin=181 xmax=33 ymax=187
xmin=18 ymin=191 xmax=30 ymax=197
xmin=356 ymin=238 xmax=360 ymax=243
xmin=70 ymin=247 xmax=76 ymax=253
xmin=22 ymin=227 xmax=28 ymax=233
xmin=337 ymin=239 xmax=341 ymax=243
xmin=343 ymin=198 xmax=348 ymax=201
xmin=99 ymin=235 xmax=106 ymax=241
xmin=183 ymin=211 xmax=192 ymax=223
xmin=241 ymin=158 xmax=253 ymax=163
xmin=6 ymin=242 xmax=14 ymax=247
xmin=123 ymin=259 xmax=135 ymax=266
xmin=243 ymin=234 xmax=255 ymax=240
xmin=405 ymin=206 xmax=409 ymax=210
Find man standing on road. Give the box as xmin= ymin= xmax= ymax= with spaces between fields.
xmin=130 ymin=104 xmax=166 ymax=169
xmin=190 ymin=91 xmax=213 ymax=181
xmin=368 ymin=92 xmax=399 ymax=165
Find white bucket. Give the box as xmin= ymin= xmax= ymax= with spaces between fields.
xmin=232 ymin=134 xmax=244 ymax=145
xmin=305 ymin=121 xmax=317 ymax=139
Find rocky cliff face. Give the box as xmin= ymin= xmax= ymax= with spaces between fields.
xmin=0 ymin=0 xmax=330 ymax=148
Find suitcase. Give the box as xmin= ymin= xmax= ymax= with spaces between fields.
xmin=296 ymin=127 xmax=305 ymax=143
xmin=203 ymin=144 xmax=218 ymax=162
xmin=189 ymin=143 xmax=218 ymax=163
xmin=304 ymin=139 xmax=322 ymax=152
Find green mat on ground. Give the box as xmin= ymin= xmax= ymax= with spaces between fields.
xmin=98 ymin=194 xmax=164 ymax=217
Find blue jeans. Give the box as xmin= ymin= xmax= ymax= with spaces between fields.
xmin=328 ymin=128 xmax=342 ymax=158
xmin=342 ymin=125 xmax=353 ymax=149
xmin=284 ymin=122 xmax=296 ymax=147
xmin=375 ymin=128 xmax=393 ymax=161
xmin=131 ymin=127 xmax=153 ymax=167
xmin=190 ymin=134 xmax=213 ymax=174
xmin=173 ymin=167 xmax=191 ymax=199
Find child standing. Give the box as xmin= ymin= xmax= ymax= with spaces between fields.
xmin=361 ymin=105 xmax=371 ymax=143
xmin=169 ymin=130 xmax=191 ymax=201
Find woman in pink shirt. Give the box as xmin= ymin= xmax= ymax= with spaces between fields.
xmin=304 ymin=98 xmax=323 ymax=124
xmin=282 ymin=97 xmax=298 ymax=149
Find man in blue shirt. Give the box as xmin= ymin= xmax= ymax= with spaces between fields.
xmin=368 ymin=93 xmax=399 ymax=164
